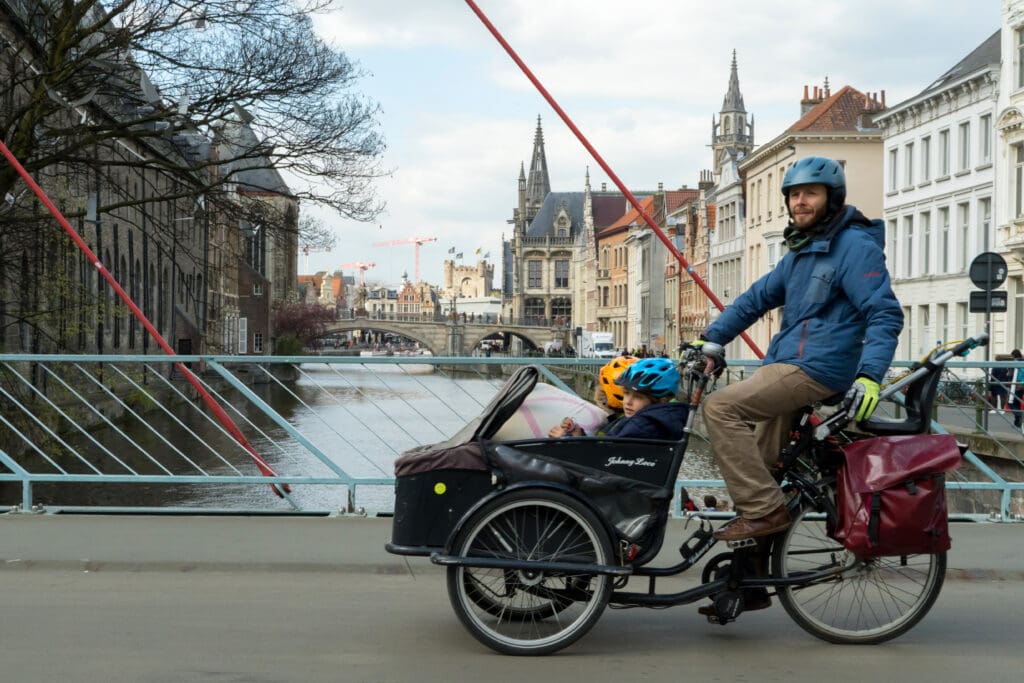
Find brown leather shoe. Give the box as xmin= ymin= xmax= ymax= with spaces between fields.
xmin=712 ymin=504 xmax=791 ymax=542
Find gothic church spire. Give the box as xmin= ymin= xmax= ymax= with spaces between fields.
xmin=721 ymin=49 xmax=745 ymax=112
xmin=712 ymin=50 xmax=754 ymax=177
xmin=525 ymin=115 xmax=551 ymax=207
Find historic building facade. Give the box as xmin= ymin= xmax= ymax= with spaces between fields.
xmin=877 ymin=31 xmax=1002 ymax=359
xmin=995 ymin=3 xmax=1024 ymax=352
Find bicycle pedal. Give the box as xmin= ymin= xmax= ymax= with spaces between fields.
xmin=725 ymin=537 xmax=758 ymax=549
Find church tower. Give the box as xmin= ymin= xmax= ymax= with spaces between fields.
xmin=712 ymin=50 xmax=754 ymax=177
xmin=524 ymin=115 xmax=551 ymax=221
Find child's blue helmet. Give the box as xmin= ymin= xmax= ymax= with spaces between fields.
xmin=782 ymin=156 xmax=846 ymax=210
xmin=614 ymin=358 xmax=680 ymax=398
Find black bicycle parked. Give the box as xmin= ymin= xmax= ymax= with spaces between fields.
xmin=386 ymin=334 xmax=988 ymax=655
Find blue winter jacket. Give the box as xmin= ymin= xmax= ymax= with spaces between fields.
xmin=704 ymin=206 xmax=903 ymax=392
xmin=604 ymin=402 xmax=688 ymax=440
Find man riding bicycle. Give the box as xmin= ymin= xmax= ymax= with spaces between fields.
xmin=691 ymin=156 xmax=903 ymax=543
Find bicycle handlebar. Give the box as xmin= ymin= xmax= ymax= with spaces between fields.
xmin=812 ymin=332 xmax=989 ymax=439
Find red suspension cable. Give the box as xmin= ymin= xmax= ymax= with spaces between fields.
xmin=464 ymin=0 xmax=763 ymax=358
xmin=0 ymin=140 xmax=289 ymax=496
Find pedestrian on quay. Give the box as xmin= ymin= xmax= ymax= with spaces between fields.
xmin=1010 ymin=349 xmax=1023 ymax=431
xmin=990 ymin=359 xmax=1013 ymax=414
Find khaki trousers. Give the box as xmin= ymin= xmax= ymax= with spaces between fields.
xmin=701 ymin=363 xmax=835 ymax=518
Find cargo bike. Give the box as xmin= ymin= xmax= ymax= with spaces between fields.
xmin=385 ymin=334 xmax=988 ymax=655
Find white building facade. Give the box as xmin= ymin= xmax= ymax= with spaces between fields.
xmin=875 ymin=31 xmax=1002 ymax=360
xmin=995 ymin=3 xmax=1024 ymax=352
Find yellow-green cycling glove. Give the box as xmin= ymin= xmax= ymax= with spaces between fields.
xmin=845 ymin=376 xmax=880 ymax=422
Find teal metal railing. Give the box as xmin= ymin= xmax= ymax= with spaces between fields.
xmin=0 ymin=354 xmax=1020 ymax=519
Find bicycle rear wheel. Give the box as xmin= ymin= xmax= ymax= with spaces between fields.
xmin=446 ymin=489 xmax=612 ymax=656
xmin=771 ymin=506 xmax=945 ymax=644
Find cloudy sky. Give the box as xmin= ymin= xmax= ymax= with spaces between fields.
xmin=303 ymin=0 xmax=1002 ymax=286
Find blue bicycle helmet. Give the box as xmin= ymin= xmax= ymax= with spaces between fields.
xmin=781 ymin=156 xmax=846 ymax=212
xmin=614 ymin=358 xmax=680 ymax=398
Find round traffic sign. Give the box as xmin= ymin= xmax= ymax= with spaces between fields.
xmin=969 ymin=252 xmax=1008 ymax=291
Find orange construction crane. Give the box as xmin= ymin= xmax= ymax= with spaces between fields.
xmin=372 ymin=236 xmax=437 ymax=283
xmin=338 ymin=262 xmax=376 ymax=287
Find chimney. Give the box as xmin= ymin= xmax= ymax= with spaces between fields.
xmin=601 ymin=182 xmax=607 ymax=191
xmin=881 ymin=90 xmax=886 ymax=108
xmin=698 ymin=169 xmax=714 ymax=191
xmin=801 ymin=84 xmax=825 ymax=117
xmin=658 ymin=182 xmax=664 ymax=191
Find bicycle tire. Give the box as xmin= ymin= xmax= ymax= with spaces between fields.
xmin=446 ymin=489 xmax=612 ymax=656
xmin=771 ymin=506 xmax=946 ymax=644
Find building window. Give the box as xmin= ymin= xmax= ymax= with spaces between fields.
xmin=253 ymin=283 xmax=263 ymax=296
xmin=1016 ymin=144 xmax=1024 ymax=218
xmin=904 ymin=142 xmax=914 ymax=187
xmin=767 ymin=242 xmax=777 ymax=269
xmin=918 ymin=305 xmax=931 ymax=356
xmin=979 ymin=197 xmax=991 ymax=252
xmin=902 ymin=306 xmax=913 ymax=361
xmin=979 ymin=114 xmax=992 ymax=164
xmin=888 ymin=148 xmax=898 ymax=191
xmin=253 ymin=333 xmax=263 ymax=354
xmin=903 ymin=215 xmax=914 ymax=277
xmin=887 ymin=219 xmax=897 ymax=269
xmin=938 ymin=129 xmax=950 ymax=176
xmin=551 ymin=297 xmax=571 ymax=320
xmin=957 ymin=202 xmax=970 ymax=271
xmin=958 ymin=121 xmax=970 ymax=171
xmin=957 ymin=302 xmax=969 ymax=341
xmin=921 ymin=211 xmax=931 ymax=273
xmin=524 ymin=297 xmax=545 ymax=319
xmin=1018 ymin=28 xmax=1024 ymax=89
xmin=238 ymin=317 xmax=247 ymax=354
xmin=527 ymin=260 xmax=541 ymax=288
xmin=937 ymin=303 xmax=948 ymax=345
xmin=921 ymin=136 xmax=931 ymax=182
xmin=554 ymin=260 xmax=569 ymax=288
xmin=939 ymin=207 xmax=950 ymax=273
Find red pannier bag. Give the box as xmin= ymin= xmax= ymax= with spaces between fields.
xmin=833 ymin=434 xmax=961 ymax=557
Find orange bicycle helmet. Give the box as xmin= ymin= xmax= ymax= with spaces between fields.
xmin=598 ymin=355 xmax=638 ymax=411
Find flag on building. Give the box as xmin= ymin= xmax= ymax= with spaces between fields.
xmin=456 ymin=252 xmax=463 ymax=259
xmin=475 ymin=247 xmax=482 ymax=254
xmin=483 ymin=252 xmax=490 ymax=259
xmin=448 ymin=246 xmax=455 ymax=254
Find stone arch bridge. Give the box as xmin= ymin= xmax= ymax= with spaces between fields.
xmin=319 ymin=317 xmax=567 ymax=356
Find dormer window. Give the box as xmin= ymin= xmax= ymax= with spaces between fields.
xmin=555 ymin=208 xmax=571 ymax=237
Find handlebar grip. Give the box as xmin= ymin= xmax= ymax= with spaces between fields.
xmin=701 ymin=341 xmax=725 ymax=362
xmin=950 ymin=333 xmax=989 ymax=358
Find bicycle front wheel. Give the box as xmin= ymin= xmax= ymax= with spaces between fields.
xmin=446 ymin=489 xmax=612 ymax=656
xmin=771 ymin=506 xmax=945 ymax=644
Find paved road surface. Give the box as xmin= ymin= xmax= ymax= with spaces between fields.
xmin=1 ymin=515 xmax=1022 ymax=683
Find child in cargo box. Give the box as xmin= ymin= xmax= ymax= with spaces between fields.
xmin=548 ymin=357 xmax=687 ymax=441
